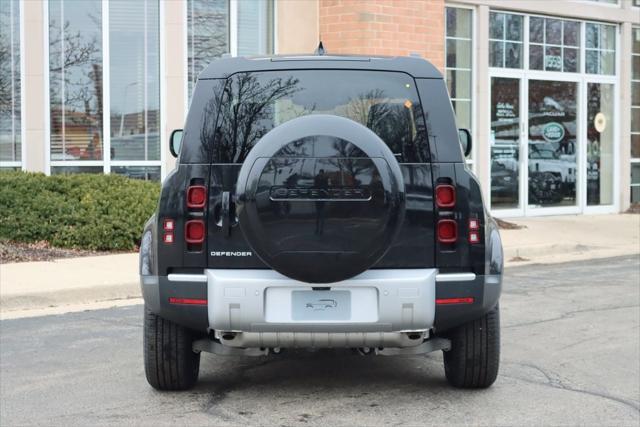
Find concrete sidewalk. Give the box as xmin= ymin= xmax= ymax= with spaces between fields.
xmin=1 ymin=213 xmax=638 ymax=317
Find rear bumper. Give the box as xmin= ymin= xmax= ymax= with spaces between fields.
xmin=142 ymin=268 xmax=501 ymax=338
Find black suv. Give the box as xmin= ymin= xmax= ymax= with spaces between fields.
xmin=139 ymin=54 xmax=503 ymax=391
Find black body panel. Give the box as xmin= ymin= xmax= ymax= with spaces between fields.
xmin=141 ymin=55 xmax=502 ymax=334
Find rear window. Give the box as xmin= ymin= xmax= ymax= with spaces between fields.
xmin=211 ymin=70 xmax=429 ymax=163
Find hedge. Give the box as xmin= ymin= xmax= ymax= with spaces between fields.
xmin=0 ymin=171 xmax=160 ymax=251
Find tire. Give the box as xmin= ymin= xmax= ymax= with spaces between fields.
xmin=443 ymin=305 xmax=500 ymax=388
xmin=143 ymin=307 xmax=200 ymax=390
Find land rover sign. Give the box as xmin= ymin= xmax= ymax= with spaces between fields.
xmin=542 ymin=122 xmax=565 ymax=143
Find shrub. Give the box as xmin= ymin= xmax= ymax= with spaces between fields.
xmin=0 ymin=171 xmax=160 ymax=251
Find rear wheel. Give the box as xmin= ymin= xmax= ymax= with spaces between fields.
xmin=443 ymin=305 xmax=500 ymax=388
xmin=143 ymin=307 xmax=200 ymax=390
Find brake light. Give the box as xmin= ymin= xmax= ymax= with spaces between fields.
xmin=437 ymin=219 xmax=457 ymax=244
xmin=435 ymin=184 xmax=456 ymax=209
xmin=186 ymin=185 xmax=207 ymax=209
xmin=185 ymin=219 xmax=205 ymax=244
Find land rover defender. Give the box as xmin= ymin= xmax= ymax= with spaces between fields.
xmin=139 ymin=54 xmax=503 ymax=391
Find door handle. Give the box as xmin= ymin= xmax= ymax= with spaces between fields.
xmin=221 ymin=191 xmax=231 ymax=238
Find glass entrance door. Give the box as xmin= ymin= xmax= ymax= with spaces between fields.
xmin=586 ymin=82 xmax=614 ymax=207
xmin=527 ymin=80 xmax=578 ymax=209
xmin=490 ymin=77 xmax=523 ymax=213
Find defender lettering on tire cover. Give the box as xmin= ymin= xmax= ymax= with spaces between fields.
xmin=235 ymin=115 xmax=405 ymax=283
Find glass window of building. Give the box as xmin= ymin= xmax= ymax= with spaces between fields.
xmin=585 ymin=23 xmax=616 ymax=75
xmin=489 ymin=12 xmax=523 ymax=69
xmin=49 ymin=0 xmax=103 ymax=165
xmin=187 ymin=0 xmax=229 ymax=96
xmin=0 ymin=0 xmax=21 ymax=168
xmin=445 ymin=6 xmax=473 ymax=162
xmin=631 ymin=26 xmax=640 ymax=204
xmin=237 ymin=0 xmax=274 ymax=56
xmin=529 ymin=17 xmax=580 ymax=72
xmin=187 ymin=0 xmax=274 ymax=98
xmin=109 ymin=0 xmax=160 ymax=179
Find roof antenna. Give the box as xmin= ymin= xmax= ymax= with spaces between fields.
xmin=315 ymin=41 xmax=326 ymax=56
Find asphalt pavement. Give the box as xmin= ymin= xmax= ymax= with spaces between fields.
xmin=1 ymin=256 xmax=639 ymax=426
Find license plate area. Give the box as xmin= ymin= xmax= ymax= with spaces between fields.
xmin=292 ymin=290 xmax=350 ymax=321
xmin=264 ymin=287 xmax=378 ymax=323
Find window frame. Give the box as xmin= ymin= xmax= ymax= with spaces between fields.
xmin=444 ymin=4 xmax=476 ymax=170
xmin=0 ymin=0 xmax=26 ymax=170
xmin=183 ymin=0 xmax=276 ymax=114
xmin=43 ymin=0 xmax=163 ymax=180
xmin=631 ymin=26 xmax=640 ymax=203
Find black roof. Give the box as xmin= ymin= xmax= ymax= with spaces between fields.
xmin=198 ymin=55 xmax=443 ymax=80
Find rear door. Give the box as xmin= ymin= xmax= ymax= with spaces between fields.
xmin=205 ymin=69 xmax=436 ymax=270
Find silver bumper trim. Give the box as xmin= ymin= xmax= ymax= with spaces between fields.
xmin=167 ymin=273 xmax=207 ymax=283
xmin=206 ymin=268 xmax=437 ymax=334
xmin=435 ymin=272 xmax=476 ymax=282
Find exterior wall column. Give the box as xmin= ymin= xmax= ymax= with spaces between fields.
xmin=619 ymin=21 xmax=632 ymax=212
xmin=277 ymin=0 xmax=319 ymax=54
xmin=318 ymin=0 xmax=445 ymax=71
xmin=475 ymin=5 xmax=491 ymax=202
xmin=161 ymin=0 xmax=187 ymax=178
xmin=22 ymin=1 xmax=47 ymax=173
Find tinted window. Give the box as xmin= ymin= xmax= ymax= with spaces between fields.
xmin=210 ymin=70 xmax=428 ymax=163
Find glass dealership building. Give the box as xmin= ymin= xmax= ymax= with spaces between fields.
xmin=1 ymin=0 xmax=639 ymax=217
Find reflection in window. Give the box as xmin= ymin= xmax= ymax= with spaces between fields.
xmin=187 ymin=0 xmax=275 ymax=98
xmin=632 ymin=27 xmax=640 ymax=203
xmin=445 ymin=7 xmax=473 ymax=161
xmin=109 ymin=0 xmax=160 ymax=162
xmin=529 ymin=17 xmax=580 ymax=72
xmin=586 ymin=83 xmax=614 ymax=206
xmin=489 ymin=12 xmax=523 ymax=69
xmin=112 ymin=166 xmax=161 ymax=181
xmin=49 ymin=0 xmax=103 ymax=162
xmin=585 ymin=23 xmax=616 ymax=75
xmin=187 ymin=0 xmax=229 ymax=97
xmin=211 ymin=71 xmax=428 ymax=164
xmin=0 ymin=0 xmax=21 ymax=166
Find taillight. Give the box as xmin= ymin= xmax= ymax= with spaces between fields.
xmin=186 ymin=185 xmax=207 ymax=209
xmin=437 ymin=219 xmax=457 ymax=244
xmin=162 ymin=218 xmax=174 ymax=244
xmin=468 ymin=218 xmax=480 ymax=244
xmin=185 ymin=219 xmax=205 ymax=244
xmin=435 ymin=184 xmax=456 ymax=209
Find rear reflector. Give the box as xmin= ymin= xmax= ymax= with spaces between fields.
xmin=435 ymin=184 xmax=456 ymax=209
xmin=169 ymin=297 xmax=207 ymax=305
xmin=469 ymin=218 xmax=479 ymax=230
xmin=437 ymin=219 xmax=458 ymax=244
xmin=469 ymin=231 xmax=480 ymax=244
xmin=185 ymin=220 xmax=205 ymax=244
xmin=436 ymin=297 xmax=474 ymax=305
xmin=163 ymin=218 xmax=174 ymax=231
xmin=163 ymin=233 xmax=174 ymax=244
xmin=187 ymin=185 xmax=207 ymax=209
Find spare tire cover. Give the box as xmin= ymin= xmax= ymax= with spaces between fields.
xmin=236 ymin=115 xmax=405 ymax=283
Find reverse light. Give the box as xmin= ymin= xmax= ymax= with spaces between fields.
xmin=186 ymin=185 xmax=207 ymax=209
xmin=468 ymin=218 xmax=480 ymax=244
xmin=437 ymin=219 xmax=458 ymax=244
xmin=435 ymin=184 xmax=456 ymax=209
xmin=163 ymin=219 xmax=174 ymax=244
xmin=185 ymin=219 xmax=205 ymax=244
